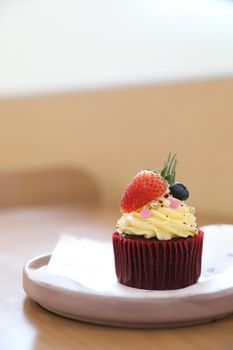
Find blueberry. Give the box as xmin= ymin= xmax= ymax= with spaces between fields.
xmin=169 ymin=183 xmax=189 ymax=200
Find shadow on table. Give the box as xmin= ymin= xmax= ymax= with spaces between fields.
xmin=23 ymin=297 xmax=233 ymax=350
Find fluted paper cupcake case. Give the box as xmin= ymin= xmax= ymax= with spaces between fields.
xmin=112 ymin=230 xmax=204 ymax=290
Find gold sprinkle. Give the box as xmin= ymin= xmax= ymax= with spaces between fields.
xmin=150 ymin=201 xmax=159 ymax=209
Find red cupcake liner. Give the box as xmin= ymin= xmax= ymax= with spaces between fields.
xmin=112 ymin=230 xmax=204 ymax=290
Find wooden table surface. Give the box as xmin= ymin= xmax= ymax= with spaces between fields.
xmin=0 ymin=205 xmax=233 ymax=350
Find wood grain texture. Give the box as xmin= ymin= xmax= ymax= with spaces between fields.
xmin=0 ymin=205 xmax=232 ymax=350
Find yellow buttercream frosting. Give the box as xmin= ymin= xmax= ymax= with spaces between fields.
xmin=117 ymin=199 xmax=198 ymax=240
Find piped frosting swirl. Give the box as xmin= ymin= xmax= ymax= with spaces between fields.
xmin=117 ymin=197 xmax=198 ymax=240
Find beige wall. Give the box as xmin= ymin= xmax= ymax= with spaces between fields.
xmin=0 ymin=79 xmax=232 ymax=219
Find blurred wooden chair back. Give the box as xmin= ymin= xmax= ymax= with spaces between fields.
xmin=0 ymin=167 xmax=100 ymax=208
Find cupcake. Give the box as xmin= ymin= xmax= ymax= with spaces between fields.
xmin=112 ymin=153 xmax=204 ymax=290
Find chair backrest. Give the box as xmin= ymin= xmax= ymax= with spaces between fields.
xmin=0 ymin=167 xmax=100 ymax=207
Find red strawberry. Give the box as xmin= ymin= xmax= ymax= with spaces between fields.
xmin=120 ymin=170 xmax=167 ymax=213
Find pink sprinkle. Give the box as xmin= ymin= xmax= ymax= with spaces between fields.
xmin=170 ymin=198 xmax=180 ymax=209
xmin=139 ymin=208 xmax=152 ymax=218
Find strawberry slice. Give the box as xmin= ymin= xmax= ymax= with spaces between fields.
xmin=120 ymin=170 xmax=167 ymax=213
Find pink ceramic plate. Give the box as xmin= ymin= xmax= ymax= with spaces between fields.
xmin=23 ymin=225 xmax=233 ymax=328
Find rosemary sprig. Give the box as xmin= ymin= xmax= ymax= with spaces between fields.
xmin=160 ymin=152 xmax=177 ymax=185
